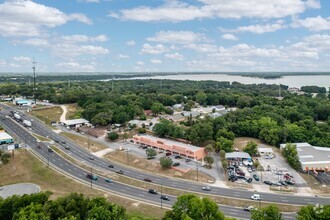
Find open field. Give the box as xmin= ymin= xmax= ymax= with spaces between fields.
xmin=105 ymin=150 xmax=214 ymax=183
xmin=0 ymin=149 xmax=165 ymax=219
xmin=31 ymin=106 xmax=63 ymax=124
xmin=62 ymin=132 xmax=107 ymax=152
xmin=65 ymin=103 xmax=83 ymax=120
xmin=233 ymin=137 xmax=265 ymax=151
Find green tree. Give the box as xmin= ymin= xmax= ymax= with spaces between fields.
xmin=163 ymin=194 xmax=224 ymax=220
xmin=297 ymin=204 xmax=330 ymax=220
xmin=146 ymin=148 xmax=157 ymax=158
xmin=151 ymin=102 xmax=164 ymax=116
xmin=243 ymin=141 xmax=258 ymax=156
xmin=282 ymin=143 xmax=301 ymax=170
xmin=91 ymin=111 xmax=113 ymax=126
xmin=108 ymin=132 xmax=119 ymax=141
xmin=251 ymin=204 xmax=282 ymax=220
xmin=204 ymin=144 xmax=214 ymax=156
xmin=187 ymin=122 xmax=213 ymax=146
xmin=204 ymin=156 xmax=214 ymax=168
xmin=219 ymin=150 xmax=226 ymax=159
xmin=215 ymin=137 xmax=233 ymax=153
xmin=196 ymin=91 xmax=207 ymax=106
xmin=122 ymin=133 xmax=128 ymax=142
xmin=160 ymin=156 xmax=173 ymax=169
xmin=0 ymin=152 xmax=11 ymax=165
xmin=13 ymin=203 xmax=50 ymax=220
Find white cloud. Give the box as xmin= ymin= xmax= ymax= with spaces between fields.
xmin=126 ymin=40 xmax=136 ymax=46
xmin=56 ymin=62 xmax=96 ymax=71
xmin=13 ymin=56 xmax=32 ymax=62
xmin=20 ymin=38 xmax=49 ymax=47
xmin=117 ymin=54 xmax=130 ymax=59
xmin=221 ymin=34 xmax=238 ymax=41
xmin=165 ymin=52 xmax=184 ymax=60
xmin=136 ymin=61 xmax=145 ymax=65
xmin=0 ymin=0 xmax=92 ymax=37
xmin=60 ymin=34 xmax=108 ymax=43
xmin=221 ymin=22 xmax=284 ymax=34
xmin=0 ymin=59 xmax=6 ymax=66
xmin=291 ymin=16 xmax=330 ymax=31
xmin=147 ymin=31 xmax=206 ymax=44
xmin=184 ymin=43 xmax=218 ymax=53
xmin=111 ymin=0 xmax=320 ymax=22
xmin=150 ymin=59 xmax=162 ymax=64
xmin=141 ymin=44 xmax=169 ymax=54
xmin=52 ymin=44 xmax=109 ymax=57
xmin=78 ymin=0 xmax=100 ymax=3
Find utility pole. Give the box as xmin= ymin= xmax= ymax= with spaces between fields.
xmin=47 ymin=146 xmax=50 ymax=167
xmin=90 ymin=166 xmax=93 ymax=189
xmin=32 ymin=59 xmax=36 ymax=105
xmin=87 ymin=135 xmax=90 ymax=151
xmin=160 ymin=184 xmax=163 ymax=209
xmin=126 ymin=149 xmax=129 ymax=165
xmin=196 ymin=160 xmax=199 ymax=181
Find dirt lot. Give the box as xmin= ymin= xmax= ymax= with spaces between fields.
xmin=79 ymin=126 xmax=106 ymax=138
xmin=62 ymin=132 xmax=107 ymax=152
xmin=0 ymin=149 xmax=165 ymax=219
xmin=65 ymin=103 xmax=83 ymax=120
xmin=233 ymin=137 xmax=265 ymax=151
xmin=300 ymin=172 xmax=330 ymax=195
xmin=104 ymin=150 xmax=214 ymax=183
xmin=31 ymin=106 xmax=63 ymax=123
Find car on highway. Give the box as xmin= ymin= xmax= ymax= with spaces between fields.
xmin=202 ymin=186 xmax=211 ymax=191
xmin=160 ymin=195 xmax=170 ymax=201
xmin=172 ymin=162 xmax=180 ymax=167
xmin=108 ymin=164 xmax=114 ymax=168
xmin=144 ymin=178 xmax=152 ymax=182
xmin=86 ymin=173 xmax=98 ymax=180
xmin=253 ymin=174 xmax=260 ymax=181
xmin=89 ymin=156 xmax=94 ymax=160
xmin=54 ymin=140 xmax=59 ymax=143
xmin=64 ymin=145 xmax=70 ymax=150
xmin=47 ymin=147 xmax=53 ymax=153
xmin=244 ymin=206 xmax=255 ymax=211
xmin=148 ymin=189 xmax=158 ymax=194
xmin=36 ymin=140 xmax=41 ymax=143
xmin=37 ymin=145 xmax=41 ymax=149
xmin=263 ymin=180 xmax=272 ymax=185
xmin=116 ymin=170 xmax=124 ymax=174
xmin=105 ymin=178 xmax=113 ymax=183
xmin=62 ymin=141 xmax=66 ymax=144
xmin=251 ymin=194 xmax=261 ymax=200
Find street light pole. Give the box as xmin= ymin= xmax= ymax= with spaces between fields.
xmin=196 ymin=160 xmax=199 ymax=181
xmin=126 ymin=150 xmax=129 ymax=165
xmin=90 ymin=166 xmax=93 ymax=189
xmin=160 ymin=184 xmax=163 ymax=209
xmin=47 ymin=146 xmax=50 ymax=167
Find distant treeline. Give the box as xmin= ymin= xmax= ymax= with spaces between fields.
xmin=301 ymin=86 xmax=327 ymax=93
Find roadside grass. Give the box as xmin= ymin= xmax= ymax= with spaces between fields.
xmin=66 ymin=103 xmax=83 ymax=120
xmin=33 ymin=133 xmax=51 ymax=142
xmin=62 ymin=132 xmax=107 ymax=152
xmin=300 ymin=173 xmax=330 ymax=195
xmin=30 ymin=106 xmax=63 ymax=124
xmin=0 ymin=149 xmax=166 ymax=219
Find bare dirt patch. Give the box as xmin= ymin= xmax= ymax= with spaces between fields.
xmin=104 ymin=150 xmax=214 ymax=183
xmin=62 ymin=132 xmax=107 ymax=152
xmin=79 ymin=126 xmax=106 ymax=138
xmin=65 ymin=103 xmax=83 ymax=120
xmin=31 ymin=106 xmax=63 ymax=123
xmin=233 ymin=137 xmax=265 ymax=151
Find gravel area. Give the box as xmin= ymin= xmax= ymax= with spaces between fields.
xmin=0 ymin=183 xmax=40 ymax=199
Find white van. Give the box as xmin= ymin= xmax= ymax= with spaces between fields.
xmin=251 ymin=194 xmax=261 ymax=200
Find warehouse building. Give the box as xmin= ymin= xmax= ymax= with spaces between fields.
xmin=280 ymin=143 xmax=330 ymax=172
xmin=0 ymin=132 xmax=14 ymax=145
xmin=225 ymin=152 xmax=251 ymax=161
xmin=133 ymin=134 xmax=207 ymax=160
xmin=62 ymin=119 xmax=89 ymax=128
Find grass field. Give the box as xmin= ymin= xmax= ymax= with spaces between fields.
xmin=66 ymin=103 xmax=83 ymax=120
xmin=31 ymin=106 xmax=63 ymax=124
xmin=62 ymin=132 xmax=107 ymax=152
xmin=0 ymin=149 xmax=165 ymax=219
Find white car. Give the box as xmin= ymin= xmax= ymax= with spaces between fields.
xmin=125 ymin=149 xmax=131 ymax=152
xmin=251 ymin=194 xmax=261 ymax=200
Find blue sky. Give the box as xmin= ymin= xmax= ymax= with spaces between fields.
xmin=0 ymin=0 xmax=330 ymax=72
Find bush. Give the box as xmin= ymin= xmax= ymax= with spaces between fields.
xmin=137 ymin=127 xmax=146 ymax=133
xmin=108 ymin=132 xmax=119 ymax=141
xmin=160 ymin=156 xmax=173 ymax=169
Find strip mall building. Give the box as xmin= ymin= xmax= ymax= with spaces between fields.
xmin=133 ymin=134 xmax=206 ymax=160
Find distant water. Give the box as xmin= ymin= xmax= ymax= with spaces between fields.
xmin=129 ymin=74 xmax=330 ymax=89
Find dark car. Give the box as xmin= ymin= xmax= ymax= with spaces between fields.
xmin=247 ymin=178 xmax=253 ymax=183
xmin=285 ymin=180 xmax=295 ymax=185
xmin=116 ymin=170 xmax=124 ymax=174
xmin=108 ymin=164 xmax=114 ymax=168
xmin=64 ymin=145 xmax=70 ymax=150
xmin=253 ymin=174 xmax=260 ymax=181
xmin=144 ymin=178 xmax=152 ymax=182
xmin=185 ymin=158 xmax=191 ymax=162
xmin=166 ymin=152 xmax=172 ymax=156
xmin=174 ymin=155 xmax=181 ymax=159
xmin=263 ymin=180 xmax=272 ymax=185
xmin=37 ymin=145 xmax=42 ymax=149
xmin=86 ymin=173 xmax=98 ymax=180
xmin=89 ymin=156 xmax=94 ymax=160
xmin=54 ymin=140 xmax=59 ymax=143
xmin=160 ymin=195 xmax=170 ymax=201
xmin=148 ymin=189 xmax=158 ymax=194
xmin=172 ymin=162 xmax=180 ymax=167
xmin=47 ymin=147 xmax=53 ymax=153
xmin=279 ymin=181 xmax=288 ymax=186
xmin=62 ymin=141 xmax=66 ymax=144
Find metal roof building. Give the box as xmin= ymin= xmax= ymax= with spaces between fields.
xmin=0 ymin=132 xmax=14 ymax=145
xmin=62 ymin=119 xmax=89 ymax=127
xmin=280 ymin=143 xmax=330 ymax=171
xmin=225 ymin=152 xmax=251 ymax=160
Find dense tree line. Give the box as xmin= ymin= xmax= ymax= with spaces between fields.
xmin=0 ymin=79 xmax=329 ymax=147
xmin=301 ymin=86 xmax=327 ymax=94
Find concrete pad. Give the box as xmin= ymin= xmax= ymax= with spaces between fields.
xmin=92 ymin=148 xmax=114 ymax=157
xmin=0 ymin=183 xmax=41 ymax=199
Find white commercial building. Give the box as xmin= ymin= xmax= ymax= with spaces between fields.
xmin=258 ymin=147 xmax=273 ymax=156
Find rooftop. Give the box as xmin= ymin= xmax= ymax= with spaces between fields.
xmin=63 ymin=119 xmax=89 ymax=126
xmin=0 ymin=132 xmax=13 ymax=140
xmin=225 ymin=152 xmax=251 ymax=159
xmin=136 ymin=134 xmax=202 ymax=152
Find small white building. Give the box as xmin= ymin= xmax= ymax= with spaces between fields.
xmin=258 ymin=147 xmax=273 ymax=156
xmin=62 ymin=119 xmax=89 ymax=128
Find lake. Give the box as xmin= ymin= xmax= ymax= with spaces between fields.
xmin=129 ymin=74 xmax=330 ymax=89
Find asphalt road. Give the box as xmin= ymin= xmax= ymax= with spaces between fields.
xmin=0 ymin=104 xmax=327 ymax=219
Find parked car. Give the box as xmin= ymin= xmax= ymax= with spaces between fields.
xmin=272 ymin=182 xmax=282 ymax=187
xmin=172 ymin=162 xmax=180 ymax=167
xmin=263 ymin=180 xmax=272 ymax=185
xmin=166 ymin=152 xmax=172 ymax=156
xmin=105 ymin=178 xmax=113 ymax=183
xmin=244 ymin=206 xmax=255 ymax=211
xmin=108 ymin=164 xmax=114 ymax=168
xmin=202 ymin=186 xmax=211 ymax=191
xmin=285 ymin=180 xmax=295 ymax=185
xmin=279 ymin=181 xmax=288 ymax=186
xmin=116 ymin=170 xmax=124 ymax=174
xmin=229 ymin=177 xmax=238 ymax=182
xmin=247 ymin=178 xmax=253 ymax=183
xmin=148 ymin=189 xmax=158 ymax=194
xmin=144 ymin=178 xmax=152 ymax=182
xmin=185 ymin=158 xmax=191 ymax=162
xmin=160 ymin=195 xmax=170 ymax=201
xmin=174 ymin=155 xmax=182 ymax=159
xmin=86 ymin=173 xmax=98 ymax=180
xmin=253 ymin=174 xmax=260 ymax=181
xmin=251 ymin=194 xmax=261 ymax=200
